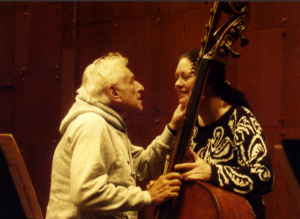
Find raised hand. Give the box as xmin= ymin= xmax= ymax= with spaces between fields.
xmin=168 ymin=104 xmax=186 ymax=131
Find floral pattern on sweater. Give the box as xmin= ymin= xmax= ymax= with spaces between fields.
xmin=191 ymin=106 xmax=274 ymax=196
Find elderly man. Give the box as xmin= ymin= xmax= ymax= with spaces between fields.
xmin=46 ymin=52 xmax=183 ymax=219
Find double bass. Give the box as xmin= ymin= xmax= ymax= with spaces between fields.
xmin=152 ymin=2 xmax=255 ymax=219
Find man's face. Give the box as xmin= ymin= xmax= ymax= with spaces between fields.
xmin=116 ymin=66 xmax=144 ymax=118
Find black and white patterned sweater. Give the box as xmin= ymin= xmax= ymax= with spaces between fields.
xmin=191 ymin=105 xmax=274 ymax=219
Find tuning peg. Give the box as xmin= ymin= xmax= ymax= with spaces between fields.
xmin=230 ymin=49 xmax=241 ymax=58
xmin=205 ymin=23 xmax=210 ymax=30
xmin=225 ymin=44 xmax=241 ymax=58
xmin=231 ymin=51 xmax=241 ymax=58
xmin=240 ymin=35 xmax=249 ymax=47
xmin=201 ymin=38 xmax=205 ymax=45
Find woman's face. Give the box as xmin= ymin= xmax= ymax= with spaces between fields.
xmin=175 ymin=57 xmax=196 ymax=106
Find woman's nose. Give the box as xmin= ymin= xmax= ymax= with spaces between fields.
xmin=175 ymin=77 xmax=183 ymax=87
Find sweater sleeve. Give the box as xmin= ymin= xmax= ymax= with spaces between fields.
xmin=209 ymin=107 xmax=274 ymax=196
xmin=69 ymin=113 xmax=151 ymax=213
xmin=130 ymin=126 xmax=175 ymax=181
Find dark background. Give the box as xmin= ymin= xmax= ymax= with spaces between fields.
xmin=0 ymin=2 xmax=299 ymax=218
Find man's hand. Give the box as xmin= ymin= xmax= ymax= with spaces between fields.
xmin=174 ymin=147 xmax=211 ymax=181
xmin=147 ymin=172 xmax=182 ymax=206
xmin=169 ymin=104 xmax=185 ymax=131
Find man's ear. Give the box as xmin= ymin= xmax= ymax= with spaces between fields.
xmin=107 ymin=85 xmax=121 ymax=103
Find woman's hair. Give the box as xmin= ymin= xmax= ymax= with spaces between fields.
xmin=76 ymin=52 xmax=128 ymax=106
xmin=178 ymin=49 xmax=252 ymax=111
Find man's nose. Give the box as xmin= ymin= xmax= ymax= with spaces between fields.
xmin=136 ymin=81 xmax=144 ymax=92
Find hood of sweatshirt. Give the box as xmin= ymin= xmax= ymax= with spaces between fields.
xmin=59 ymin=95 xmax=126 ymax=134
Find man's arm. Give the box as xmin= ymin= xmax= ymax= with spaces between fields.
xmin=130 ymin=104 xmax=185 ymax=181
xmin=69 ymin=114 xmax=150 ymax=212
xmin=69 ymin=113 xmax=182 ymax=213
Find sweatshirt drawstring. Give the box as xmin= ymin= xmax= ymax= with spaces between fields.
xmin=125 ymin=128 xmax=136 ymax=180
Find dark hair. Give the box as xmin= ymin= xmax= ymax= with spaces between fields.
xmin=178 ymin=49 xmax=252 ymax=111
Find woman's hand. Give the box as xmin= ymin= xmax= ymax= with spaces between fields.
xmin=169 ymin=104 xmax=186 ymax=131
xmin=174 ymin=147 xmax=211 ymax=181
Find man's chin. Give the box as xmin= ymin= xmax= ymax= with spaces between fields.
xmin=131 ymin=106 xmax=143 ymax=116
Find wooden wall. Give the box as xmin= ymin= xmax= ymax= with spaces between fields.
xmin=0 ymin=2 xmax=299 ymax=218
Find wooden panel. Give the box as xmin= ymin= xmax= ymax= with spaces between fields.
xmin=14 ymin=3 xmax=62 ymax=77
xmin=12 ymin=4 xmax=64 ymax=215
xmin=20 ymin=145 xmax=56 ymax=215
xmin=0 ymin=88 xmax=13 ymax=133
xmin=0 ymin=12 xmax=14 ymax=87
xmin=126 ymin=114 xmax=175 ymax=148
xmin=76 ymin=2 xmax=213 ymax=26
xmin=12 ymin=73 xmax=61 ymax=149
xmin=278 ymin=26 xmax=300 ymax=128
xmin=60 ymin=2 xmax=76 ymax=120
xmin=0 ymin=10 xmax=14 ymax=135
xmin=75 ymin=2 xmax=122 ymax=25
xmin=127 ymin=115 xmax=162 ymax=148
xmin=13 ymin=2 xmax=63 ymax=146
xmin=228 ymin=28 xmax=281 ymax=126
xmin=0 ymin=2 xmax=14 ymax=14
xmin=247 ymin=2 xmax=283 ymax=31
xmin=281 ymin=2 xmax=300 ymax=27
xmin=62 ymin=2 xmax=75 ymax=27
xmin=15 ymin=2 xmax=57 ymax=12
xmin=12 ymin=73 xmax=61 ymax=216
xmin=158 ymin=1 xmax=213 ymax=13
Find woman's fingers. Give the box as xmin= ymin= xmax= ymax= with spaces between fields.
xmin=183 ymin=174 xmax=202 ymax=181
xmin=174 ymin=162 xmax=196 ymax=170
xmin=165 ymin=172 xmax=182 ymax=180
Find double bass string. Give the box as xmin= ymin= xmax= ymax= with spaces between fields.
xmin=154 ymin=58 xmax=211 ymax=219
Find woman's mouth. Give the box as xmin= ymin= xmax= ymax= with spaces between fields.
xmin=178 ymin=91 xmax=188 ymax=98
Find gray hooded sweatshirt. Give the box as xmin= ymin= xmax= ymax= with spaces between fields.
xmin=46 ymin=96 xmax=174 ymax=219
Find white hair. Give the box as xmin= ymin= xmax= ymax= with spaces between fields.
xmin=76 ymin=52 xmax=128 ymax=105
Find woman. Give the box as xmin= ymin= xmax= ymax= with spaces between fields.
xmin=173 ymin=49 xmax=274 ymax=219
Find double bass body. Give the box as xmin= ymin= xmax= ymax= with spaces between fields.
xmin=167 ymin=181 xmax=255 ymax=219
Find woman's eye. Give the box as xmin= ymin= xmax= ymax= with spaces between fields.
xmin=175 ymin=74 xmax=193 ymax=81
